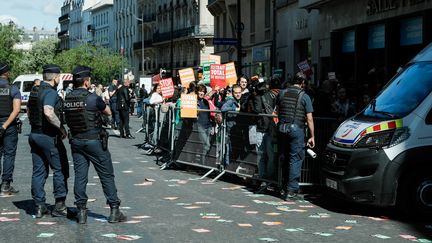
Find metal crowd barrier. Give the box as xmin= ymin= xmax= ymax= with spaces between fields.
xmin=145 ymin=106 xmax=338 ymax=186
xmin=163 ymin=108 xmax=223 ymax=178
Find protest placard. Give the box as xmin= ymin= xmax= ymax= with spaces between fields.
xmin=179 ymin=68 xmax=195 ymax=88
xmin=209 ymin=54 xmax=221 ymax=64
xmin=159 ymin=78 xmax=174 ymax=99
xmin=225 ymin=62 xmax=237 ymax=86
xmin=210 ymin=64 xmax=226 ymax=90
xmin=202 ymin=62 xmax=215 ymax=85
xmin=297 ymin=60 xmax=313 ymax=76
xmin=180 ymin=94 xmax=197 ymax=118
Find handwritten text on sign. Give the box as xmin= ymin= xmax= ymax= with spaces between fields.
xmin=159 ymin=78 xmax=174 ymax=99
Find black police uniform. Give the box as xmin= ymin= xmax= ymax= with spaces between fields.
xmin=27 ymin=64 xmax=68 ymax=217
xmin=0 ymin=63 xmax=20 ymax=194
xmin=64 ymin=66 xmax=125 ymax=224
xmin=116 ymin=84 xmax=132 ymax=138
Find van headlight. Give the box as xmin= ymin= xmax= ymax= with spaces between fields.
xmin=355 ymin=127 xmax=409 ymax=148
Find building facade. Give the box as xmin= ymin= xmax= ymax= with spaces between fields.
xmin=114 ymin=0 xmax=138 ymax=75
xmin=276 ymin=0 xmax=432 ymax=91
xmin=208 ymin=0 xmax=275 ymax=78
xmin=58 ymin=0 xmax=72 ymax=50
xmin=141 ymin=0 xmax=214 ymax=76
xmin=90 ymin=0 xmax=114 ymax=48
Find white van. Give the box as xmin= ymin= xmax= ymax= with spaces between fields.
xmin=322 ymin=43 xmax=432 ymax=218
xmin=13 ymin=73 xmax=73 ymax=110
xmin=12 ymin=74 xmax=42 ymax=110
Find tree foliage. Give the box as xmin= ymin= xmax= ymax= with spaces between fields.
xmin=54 ymin=44 xmax=126 ymax=86
xmin=0 ymin=23 xmax=24 ymax=79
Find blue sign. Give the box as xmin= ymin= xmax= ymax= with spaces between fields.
xmin=368 ymin=24 xmax=385 ymax=49
xmin=400 ymin=17 xmax=423 ymax=46
xmin=213 ymin=38 xmax=238 ymax=45
xmin=342 ymin=30 xmax=355 ymax=53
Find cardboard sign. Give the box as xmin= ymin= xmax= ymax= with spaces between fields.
xmin=210 ymin=64 xmax=226 ymax=90
xmin=297 ymin=60 xmax=313 ymax=76
xmin=209 ymin=54 xmax=221 ymax=64
xmin=159 ymin=78 xmax=174 ymax=99
xmin=328 ymin=72 xmax=336 ymax=80
xmin=225 ymin=62 xmax=237 ymax=86
xmin=179 ymin=68 xmax=195 ymax=88
xmin=180 ymin=94 xmax=197 ymax=118
xmin=202 ymin=62 xmax=215 ymax=85
xmin=152 ymin=74 xmax=161 ymax=85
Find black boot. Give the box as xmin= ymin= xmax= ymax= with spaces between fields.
xmin=108 ymin=205 xmax=127 ymax=223
xmin=35 ymin=204 xmax=49 ymax=218
xmin=76 ymin=204 xmax=88 ymax=224
xmin=0 ymin=181 xmax=19 ymax=195
xmin=52 ymin=199 xmax=68 ymax=217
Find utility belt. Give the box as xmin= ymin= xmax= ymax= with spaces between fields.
xmin=69 ymin=129 xmax=109 ymax=151
xmin=277 ymin=121 xmax=305 ymax=134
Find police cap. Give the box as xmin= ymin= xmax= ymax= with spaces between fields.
xmin=43 ymin=64 xmax=61 ymax=74
xmin=0 ymin=63 xmax=10 ymax=75
xmin=72 ymin=66 xmax=92 ymax=81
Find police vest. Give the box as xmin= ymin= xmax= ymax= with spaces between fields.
xmin=278 ymin=86 xmax=306 ymax=126
xmin=0 ymin=82 xmax=12 ymax=118
xmin=64 ymin=91 xmax=101 ymax=136
xmin=27 ymin=84 xmax=63 ymax=135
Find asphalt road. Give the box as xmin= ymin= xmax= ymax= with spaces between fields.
xmin=0 ymin=114 xmax=431 ymax=243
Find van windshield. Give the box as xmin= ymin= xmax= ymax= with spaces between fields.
xmin=360 ymin=62 xmax=432 ymax=119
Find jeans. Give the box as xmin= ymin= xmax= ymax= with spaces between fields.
xmin=71 ymin=139 xmax=121 ymax=206
xmin=136 ymin=100 xmax=143 ymax=117
xmin=29 ymin=133 xmax=68 ymax=205
xmin=279 ymin=124 xmax=305 ymax=192
xmin=0 ymin=122 xmax=17 ymax=182
xmin=109 ymin=99 xmax=120 ymax=126
xmin=197 ymin=125 xmax=211 ymax=159
xmin=256 ymin=131 xmax=275 ymax=180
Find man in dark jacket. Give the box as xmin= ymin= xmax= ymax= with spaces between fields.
xmin=117 ymin=79 xmax=134 ymax=139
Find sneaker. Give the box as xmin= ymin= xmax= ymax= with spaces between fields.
xmin=281 ymin=190 xmax=304 ymax=201
xmin=254 ymin=182 xmax=268 ymax=194
xmin=35 ymin=205 xmax=50 ymax=218
xmin=51 ymin=201 xmax=68 ymax=217
xmin=0 ymin=181 xmax=19 ymax=195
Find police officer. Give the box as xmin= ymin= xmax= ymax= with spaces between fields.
xmin=117 ymin=78 xmax=134 ymax=139
xmin=0 ymin=63 xmax=21 ymax=195
xmin=27 ymin=64 xmax=69 ymax=218
xmin=64 ymin=66 xmax=126 ymax=224
xmin=108 ymin=79 xmax=120 ymax=129
xmin=277 ymin=72 xmax=315 ymax=201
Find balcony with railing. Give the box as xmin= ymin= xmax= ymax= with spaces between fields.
xmin=133 ymin=40 xmax=153 ymax=50
xmin=58 ymin=14 xmax=70 ymax=23
xmin=57 ymin=30 xmax=69 ymax=38
xmin=207 ymin=0 xmax=226 ymax=16
xmin=153 ymin=25 xmax=214 ymax=43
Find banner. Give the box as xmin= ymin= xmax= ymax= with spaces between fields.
xmin=209 ymin=54 xmax=221 ymax=64
xmin=159 ymin=78 xmax=174 ymax=99
xmin=178 ymin=68 xmax=195 ymax=88
xmin=225 ymin=62 xmax=237 ymax=86
xmin=210 ymin=64 xmax=226 ymax=90
xmin=180 ymin=94 xmax=197 ymax=118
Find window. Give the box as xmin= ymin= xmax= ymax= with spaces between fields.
xmin=265 ymin=0 xmax=270 ymax=29
xmin=250 ymin=0 xmax=255 ymax=33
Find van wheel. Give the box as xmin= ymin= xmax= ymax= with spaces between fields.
xmin=398 ymin=170 xmax=432 ymax=219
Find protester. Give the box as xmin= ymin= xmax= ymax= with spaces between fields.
xmin=196 ymin=84 xmax=213 ymax=161
xmin=330 ymin=86 xmax=356 ymax=121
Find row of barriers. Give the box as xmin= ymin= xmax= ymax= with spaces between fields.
xmin=139 ymin=103 xmax=339 ymax=187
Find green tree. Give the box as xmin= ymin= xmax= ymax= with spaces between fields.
xmin=0 ymin=23 xmax=24 ymax=79
xmin=54 ymin=44 xmax=126 ymax=86
xmin=27 ymin=37 xmax=59 ymax=73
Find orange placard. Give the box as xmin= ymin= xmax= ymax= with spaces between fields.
xmin=159 ymin=78 xmax=175 ymax=99
xmin=178 ymin=68 xmax=195 ymax=88
xmin=180 ymin=94 xmax=197 ymax=118
xmin=225 ymin=62 xmax=237 ymax=86
xmin=209 ymin=54 xmax=221 ymax=64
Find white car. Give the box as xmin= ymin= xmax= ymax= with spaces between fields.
xmin=12 ymin=74 xmax=42 ymax=111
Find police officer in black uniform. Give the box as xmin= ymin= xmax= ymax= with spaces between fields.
xmin=277 ymin=72 xmax=315 ymax=201
xmin=0 ymin=63 xmax=21 ymax=195
xmin=27 ymin=64 xmax=69 ymax=218
xmin=64 ymin=66 xmax=126 ymax=224
xmin=117 ymin=78 xmax=134 ymax=139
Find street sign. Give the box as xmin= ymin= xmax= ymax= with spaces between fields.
xmin=213 ymin=38 xmax=238 ymax=45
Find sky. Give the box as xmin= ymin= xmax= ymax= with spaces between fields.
xmin=0 ymin=0 xmax=62 ymax=31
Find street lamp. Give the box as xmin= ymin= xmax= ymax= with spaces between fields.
xmin=131 ymin=10 xmax=145 ymax=76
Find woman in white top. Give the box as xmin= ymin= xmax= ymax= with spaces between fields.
xmin=149 ymin=83 xmax=163 ymax=105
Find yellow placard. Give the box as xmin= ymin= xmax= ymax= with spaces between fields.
xmin=180 ymin=94 xmax=197 ymax=118
xmin=225 ymin=62 xmax=237 ymax=86
xmin=209 ymin=54 xmax=221 ymax=64
xmin=178 ymin=68 xmax=195 ymax=88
